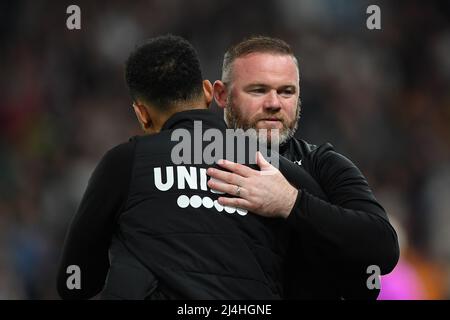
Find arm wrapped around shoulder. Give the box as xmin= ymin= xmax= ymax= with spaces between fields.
xmin=286 ymin=144 xmax=400 ymax=276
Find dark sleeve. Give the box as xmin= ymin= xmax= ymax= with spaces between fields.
xmin=56 ymin=138 xmax=136 ymax=299
xmin=285 ymin=144 xmax=400 ymax=277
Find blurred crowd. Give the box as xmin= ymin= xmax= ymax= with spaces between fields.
xmin=0 ymin=0 xmax=449 ymax=299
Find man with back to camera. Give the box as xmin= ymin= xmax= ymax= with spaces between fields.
xmin=57 ymin=34 xmax=320 ymax=299
xmin=207 ymin=36 xmax=400 ymax=299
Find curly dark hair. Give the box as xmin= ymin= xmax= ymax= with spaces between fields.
xmin=125 ymin=35 xmax=204 ymax=110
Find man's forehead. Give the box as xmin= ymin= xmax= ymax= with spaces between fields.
xmin=232 ymin=52 xmax=299 ymax=85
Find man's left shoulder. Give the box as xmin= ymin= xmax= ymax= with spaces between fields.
xmin=291 ymin=137 xmax=336 ymax=159
xmin=290 ymin=138 xmax=359 ymax=174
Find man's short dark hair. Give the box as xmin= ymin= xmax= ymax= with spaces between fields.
xmin=222 ymin=36 xmax=298 ymax=83
xmin=125 ymin=35 xmax=204 ymax=109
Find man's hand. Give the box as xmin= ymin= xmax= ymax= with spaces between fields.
xmin=206 ymin=152 xmax=298 ymax=219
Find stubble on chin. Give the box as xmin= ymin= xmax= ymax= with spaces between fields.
xmin=225 ymin=102 xmax=300 ymax=146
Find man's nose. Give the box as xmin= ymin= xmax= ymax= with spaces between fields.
xmin=263 ymin=90 xmax=281 ymax=111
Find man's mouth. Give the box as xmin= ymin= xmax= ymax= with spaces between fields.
xmin=259 ymin=118 xmax=282 ymax=124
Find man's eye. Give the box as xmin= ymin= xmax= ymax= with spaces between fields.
xmin=279 ymin=89 xmax=294 ymax=96
xmin=250 ymin=88 xmax=266 ymax=94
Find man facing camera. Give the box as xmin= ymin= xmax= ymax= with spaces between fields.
xmin=209 ymin=36 xmax=400 ymax=299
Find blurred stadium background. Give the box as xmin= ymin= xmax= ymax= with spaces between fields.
xmin=0 ymin=0 xmax=449 ymax=299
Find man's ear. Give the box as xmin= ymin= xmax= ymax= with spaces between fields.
xmin=213 ymin=80 xmax=228 ymax=109
xmin=132 ymin=102 xmax=152 ymax=130
xmin=202 ymin=80 xmax=213 ymax=107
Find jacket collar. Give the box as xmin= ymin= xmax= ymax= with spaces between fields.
xmin=161 ymin=109 xmax=227 ymax=131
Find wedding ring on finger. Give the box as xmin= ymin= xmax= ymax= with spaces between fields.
xmin=235 ymin=185 xmax=241 ymax=197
